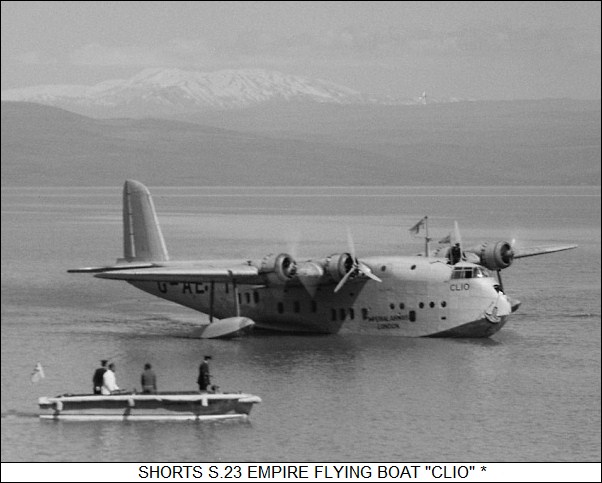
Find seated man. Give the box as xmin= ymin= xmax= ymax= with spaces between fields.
xmin=141 ymin=363 xmax=157 ymax=394
xmin=92 ymin=359 xmax=108 ymax=394
xmin=101 ymin=363 xmax=119 ymax=395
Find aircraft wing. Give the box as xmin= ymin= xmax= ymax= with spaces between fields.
xmin=93 ymin=265 xmax=263 ymax=284
xmin=513 ymin=244 xmax=577 ymax=259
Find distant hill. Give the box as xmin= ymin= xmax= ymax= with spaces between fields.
xmin=1 ymin=68 xmax=429 ymax=118
xmin=0 ymin=102 xmax=409 ymax=187
xmin=1 ymin=100 xmax=599 ymax=187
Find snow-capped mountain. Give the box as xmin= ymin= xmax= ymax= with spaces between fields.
xmin=2 ymin=68 xmax=411 ymax=117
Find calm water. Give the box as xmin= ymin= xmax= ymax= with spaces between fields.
xmin=1 ymin=186 xmax=600 ymax=462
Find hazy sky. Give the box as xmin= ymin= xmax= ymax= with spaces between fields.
xmin=1 ymin=1 xmax=600 ymax=99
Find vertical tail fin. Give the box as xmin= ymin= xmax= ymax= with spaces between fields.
xmin=122 ymin=180 xmax=169 ymax=262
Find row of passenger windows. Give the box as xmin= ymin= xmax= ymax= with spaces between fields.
xmin=237 ymin=292 xmax=447 ymax=321
xmin=238 ymin=291 xmax=260 ymax=305
xmin=332 ymin=308 xmax=356 ymax=321
xmin=276 ymin=300 xmax=318 ymax=314
xmin=390 ymin=301 xmax=447 ymax=309
xmin=275 ymin=301 xmax=359 ymax=320
xmin=273 ymin=301 xmax=447 ymax=322
xmin=220 ymin=287 xmax=448 ymax=313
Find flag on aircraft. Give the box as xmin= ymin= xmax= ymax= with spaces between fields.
xmin=439 ymin=233 xmax=451 ymax=244
xmin=409 ymin=216 xmax=427 ymax=236
xmin=31 ymin=362 xmax=45 ymax=383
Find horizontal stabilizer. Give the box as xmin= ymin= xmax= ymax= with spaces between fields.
xmin=513 ymin=244 xmax=577 ymax=259
xmin=68 ymin=263 xmax=155 ymax=273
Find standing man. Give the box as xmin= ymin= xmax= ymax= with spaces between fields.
xmin=197 ymin=356 xmax=212 ymax=392
xmin=450 ymin=243 xmax=462 ymax=265
xmin=92 ymin=359 xmax=108 ymax=394
xmin=102 ymin=362 xmax=120 ymax=394
xmin=141 ymin=363 xmax=157 ymax=393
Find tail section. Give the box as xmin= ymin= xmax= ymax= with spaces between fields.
xmin=122 ymin=180 xmax=169 ymax=262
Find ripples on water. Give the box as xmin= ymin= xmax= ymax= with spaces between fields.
xmin=1 ymin=187 xmax=600 ymax=462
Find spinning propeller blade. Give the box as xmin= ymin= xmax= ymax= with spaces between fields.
xmin=334 ymin=229 xmax=382 ymax=293
xmin=453 ymin=220 xmax=462 ymax=251
xmin=334 ymin=267 xmax=355 ymax=293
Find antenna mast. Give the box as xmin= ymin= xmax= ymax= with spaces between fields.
xmin=424 ymin=216 xmax=431 ymax=257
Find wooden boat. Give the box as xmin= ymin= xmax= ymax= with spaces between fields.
xmin=38 ymin=391 xmax=261 ymax=421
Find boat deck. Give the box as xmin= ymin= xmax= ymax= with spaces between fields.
xmin=39 ymin=391 xmax=261 ymax=421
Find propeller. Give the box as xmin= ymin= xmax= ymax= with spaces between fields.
xmin=284 ymin=228 xmax=301 ymax=261
xmin=296 ymin=261 xmax=324 ymax=298
xmin=500 ymin=240 xmax=515 ymax=266
xmin=453 ymin=220 xmax=462 ymax=251
xmin=495 ymin=238 xmax=515 ymax=293
xmin=334 ymin=229 xmax=382 ymax=293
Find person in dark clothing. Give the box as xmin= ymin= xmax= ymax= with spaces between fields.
xmin=141 ymin=363 xmax=157 ymax=394
xmin=450 ymin=243 xmax=462 ymax=265
xmin=92 ymin=360 xmax=108 ymax=394
xmin=197 ymin=356 xmax=212 ymax=392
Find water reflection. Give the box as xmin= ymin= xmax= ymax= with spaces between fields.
xmin=2 ymin=187 xmax=599 ymax=462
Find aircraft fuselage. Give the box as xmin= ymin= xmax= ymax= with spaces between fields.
xmin=130 ymin=256 xmax=512 ymax=338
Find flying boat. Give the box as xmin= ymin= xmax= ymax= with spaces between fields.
xmin=69 ymin=180 xmax=577 ymax=338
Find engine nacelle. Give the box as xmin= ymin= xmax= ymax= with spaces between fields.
xmin=471 ymin=241 xmax=514 ymax=270
xmin=259 ymin=253 xmax=296 ymax=283
xmin=324 ymin=253 xmax=354 ymax=282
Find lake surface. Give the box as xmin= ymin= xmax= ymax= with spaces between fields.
xmin=1 ymin=185 xmax=600 ymax=462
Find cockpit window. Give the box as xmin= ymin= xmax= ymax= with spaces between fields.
xmin=451 ymin=266 xmax=491 ymax=279
xmin=451 ymin=267 xmax=471 ymax=279
xmin=474 ymin=267 xmax=490 ymax=278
